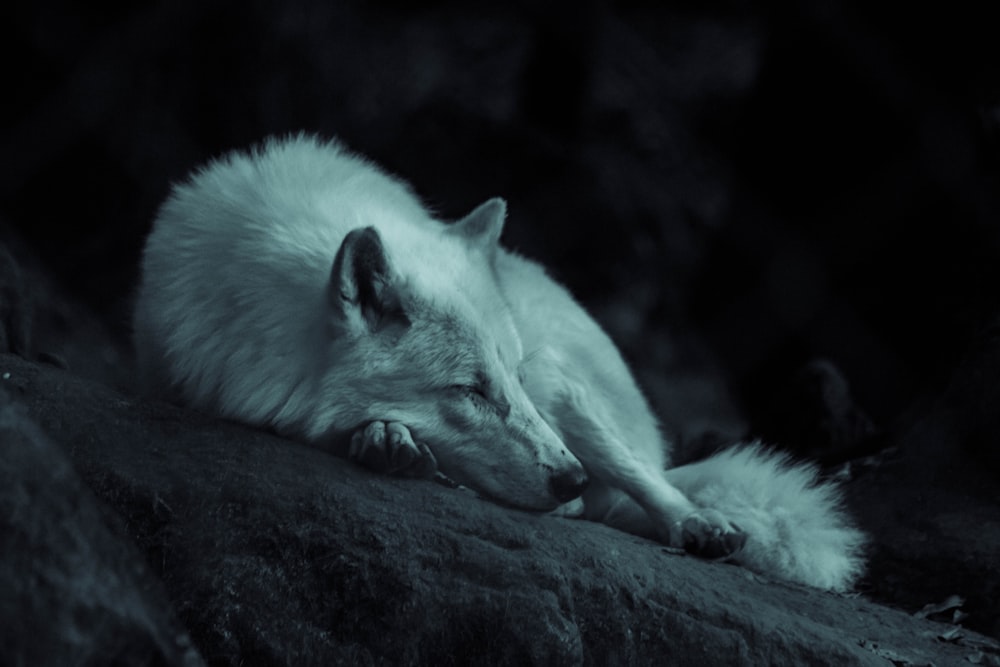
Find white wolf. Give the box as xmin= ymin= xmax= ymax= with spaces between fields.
xmin=133 ymin=135 xmax=864 ymax=590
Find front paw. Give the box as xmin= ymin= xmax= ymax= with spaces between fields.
xmin=349 ymin=421 xmax=437 ymax=478
xmin=673 ymin=509 xmax=747 ymax=560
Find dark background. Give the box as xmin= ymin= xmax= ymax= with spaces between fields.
xmin=5 ymin=0 xmax=1000 ymax=651
xmin=3 ymin=0 xmax=999 ymax=450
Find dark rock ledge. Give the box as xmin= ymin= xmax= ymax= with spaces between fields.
xmin=0 ymin=352 xmax=992 ymax=666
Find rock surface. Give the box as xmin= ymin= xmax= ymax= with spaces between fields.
xmin=3 ymin=1 xmax=1000 ymax=663
xmin=0 ymin=390 xmax=202 ymax=666
xmin=2 ymin=352 xmax=996 ymax=666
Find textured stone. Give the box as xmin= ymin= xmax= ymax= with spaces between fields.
xmin=0 ymin=389 xmax=203 ymax=667
xmin=2 ymin=353 xmax=994 ymax=666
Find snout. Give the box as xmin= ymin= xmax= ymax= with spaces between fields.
xmin=548 ymin=465 xmax=589 ymax=503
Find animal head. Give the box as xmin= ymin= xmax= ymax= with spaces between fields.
xmin=322 ymin=198 xmax=587 ymax=511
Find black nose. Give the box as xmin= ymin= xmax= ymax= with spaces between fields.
xmin=549 ymin=467 xmax=589 ymax=503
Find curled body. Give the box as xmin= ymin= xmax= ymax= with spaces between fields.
xmin=134 ymin=135 xmax=585 ymax=510
xmin=134 ymin=134 xmax=864 ymax=590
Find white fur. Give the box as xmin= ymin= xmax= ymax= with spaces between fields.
xmin=665 ymin=445 xmax=865 ymax=590
xmin=134 ymin=134 xmax=585 ymax=511
xmin=134 ymin=134 xmax=865 ymax=590
xmin=495 ymin=249 xmax=864 ymax=590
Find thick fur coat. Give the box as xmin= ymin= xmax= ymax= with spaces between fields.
xmin=134 ymin=135 xmax=864 ymax=590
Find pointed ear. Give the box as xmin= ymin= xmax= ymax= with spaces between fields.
xmin=329 ymin=226 xmax=409 ymax=333
xmin=448 ymin=197 xmax=506 ymax=251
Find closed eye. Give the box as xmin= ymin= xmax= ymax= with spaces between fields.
xmin=462 ymin=371 xmax=490 ymax=399
xmin=452 ymin=383 xmax=487 ymax=400
xmin=451 ymin=382 xmax=510 ymax=417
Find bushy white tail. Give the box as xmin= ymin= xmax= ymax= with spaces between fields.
xmin=665 ymin=444 xmax=865 ymax=591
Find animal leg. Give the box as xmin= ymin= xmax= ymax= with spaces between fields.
xmin=551 ymin=385 xmax=746 ymax=558
xmin=349 ymin=421 xmax=438 ymax=478
xmin=677 ymin=508 xmax=747 ymax=559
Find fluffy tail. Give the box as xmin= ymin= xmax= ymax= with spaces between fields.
xmin=664 ymin=443 xmax=865 ymax=591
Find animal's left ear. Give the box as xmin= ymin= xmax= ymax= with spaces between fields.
xmin=448 ymin=197 xmax=506 ymax=252
xmin=329 ymin=226 xmax=410 ymax=335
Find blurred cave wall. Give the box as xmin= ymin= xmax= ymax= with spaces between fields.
xmin=2 ymin=0 xmax=998 ymax=444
